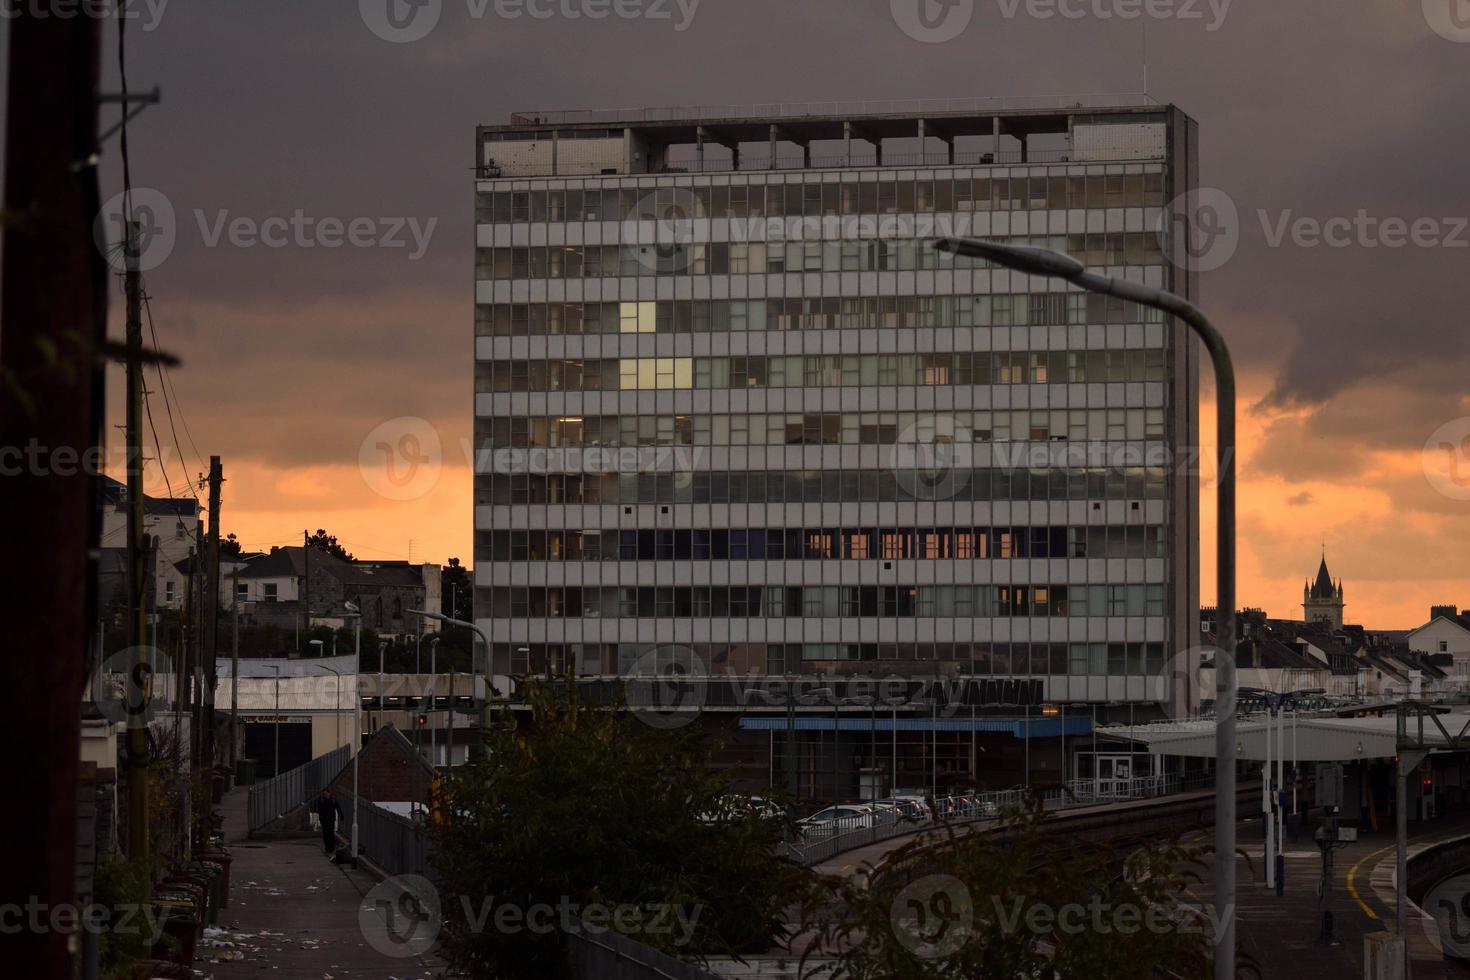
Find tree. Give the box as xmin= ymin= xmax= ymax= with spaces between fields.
xmin=442 ymin=556 xmax=472 ymax=620
xmin=306 ymin=528 xmax=353 ymax=561
xmin=805 ymin=795 xmax=1239 ymax=980
xmin=431 ymin=681 xmax=816 ymax=979
xmin=221 ymin=532 xmax=242 ymax=560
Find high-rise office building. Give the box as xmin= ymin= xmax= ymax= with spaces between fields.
xmin=473 ymin=98 xmax=1201 ymax=795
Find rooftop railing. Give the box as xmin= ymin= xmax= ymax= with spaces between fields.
xmin=509 ymin=95 xmax=1161 ymax=127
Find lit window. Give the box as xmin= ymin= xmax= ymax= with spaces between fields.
xmin=619 ymin=301 xmax=656 ymax=333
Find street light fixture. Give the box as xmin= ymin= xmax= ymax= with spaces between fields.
xmin=268 ymin=665 xmax=281 ymax=778
xmin=882 ymin=693 xmax=908 ymax=797
xmin=930 ymin=237 xmax=1237 ymax=980
xmin=412 ymin=609 xmax=493 ymax=761
xmin=842 ymin=695 xmax=877 ymax=801
xmin=428 ymin=635 xmax=441 ymax=767
xmin=342 ymin=601 xmax=363 ymax=864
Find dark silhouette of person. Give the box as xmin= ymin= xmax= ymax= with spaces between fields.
xmin=316 ymin=788 xmax=342 ymax=855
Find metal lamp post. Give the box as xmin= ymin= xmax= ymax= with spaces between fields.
xmin=269 ymin=665 xmax=281 ymax=778
xmin=882 ymin=694 xmax=907 ymax=796
xmin=343 ymin=602 xmax=363 ymax=863
xmin=930 ymin=238 xmax=1237 ymax=979
xmin=428 ymin=636 xmax=440 ymax=766
xmin=377 ymin=639 xmax=388 ymax=730
xmin=412 ymin=610 xmax=493 ymax=761
xmin=842 ymin=696 xmax=877 ymax=801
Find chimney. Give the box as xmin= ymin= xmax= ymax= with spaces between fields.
xmin=1431 ymin=604 xmax=1459 ymax=621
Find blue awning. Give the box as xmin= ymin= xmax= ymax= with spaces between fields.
xmin=738 ymin=716 xmax=1091 ymax=738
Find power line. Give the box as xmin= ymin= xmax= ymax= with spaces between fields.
xmin=141 ymin=290 xmax=203 ymax=502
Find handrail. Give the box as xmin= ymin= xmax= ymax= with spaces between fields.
xmin=246 ymin=745 xmax=350 ymax=833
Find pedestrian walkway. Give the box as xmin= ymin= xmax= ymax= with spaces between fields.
xmin=1190 ymin=811 xmax=1470 ymax=980
xmin=200 ymin=789 xmax=444 ymax=979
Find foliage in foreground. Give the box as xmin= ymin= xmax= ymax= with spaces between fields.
xmin=804 ymin=794 xmax=1230 ymax=980
xmin=430 ymin=680 xmax=817 ymax=979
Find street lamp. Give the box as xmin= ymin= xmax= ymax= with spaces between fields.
xmin=342 ymin=601 xmax=363 ymax=864
xmin=931 ymin=237 xmax=1237 ymax=979
xmin=428 ymin=635 xmax=441 ymax=767
xmin=413 ymin=609 xmax=493 ymax=761
xmin=307 ymin=661 xmax=347 ymax=763
xmin=269 ymin=665 xmax=281 ymax=778
xmin=842 ymin=695 xmax=877 ymax=801
xmin=882 ymin=693 xmax=908 ymax=797
xmin=377 ymin=639 xmax=388 ymax=730
xmin=794 ymin=687 xmax=834 ymax=806
xmin=1243 ymin=687 xmax=1324 ymax=893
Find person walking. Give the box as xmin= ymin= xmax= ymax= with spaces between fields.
xmin=316 ymin=787 xmax=343 ymax=855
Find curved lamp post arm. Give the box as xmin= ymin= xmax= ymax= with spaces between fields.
xmin=931 ymin=237 xmax=1237 ymax=980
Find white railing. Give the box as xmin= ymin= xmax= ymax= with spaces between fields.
xmin=784 ymin=773 xmax=1211 ymax=865
xmin=509 ymin=95 xmax=1161 ymax=127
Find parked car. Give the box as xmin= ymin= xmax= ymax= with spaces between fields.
xmin=700 ymin=794 xmax=787 ymax=824
xmin=875 ymin=797 xmax=929 ymax=822
xmin=887 ymin=795 xmax=934 ymax=820
xmin=796 ymin=805 xmax=878 ymax=836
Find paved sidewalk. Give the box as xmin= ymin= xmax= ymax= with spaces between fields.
xmin=201 ymin=789 xmax=443 ymax=979
xmin=1191 ymin=811 xmax=1470 ymax=980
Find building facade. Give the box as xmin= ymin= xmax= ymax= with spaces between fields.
xmin=472 ymin=99 xmax=1202 ymax=791
xmin=232 ymin=545 xmax=443 ymax=642
xmin=99 ymin=475 xmax=201 ymax=612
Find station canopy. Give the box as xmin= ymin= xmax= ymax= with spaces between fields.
xmin=1107 ymin=711 xmax=1470 ymax=763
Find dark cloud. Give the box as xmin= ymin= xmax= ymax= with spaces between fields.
xmin=4 ymin=0 xmax=1465 ymax=498
xmin=1285 ymin=491 xmax=1314 ymax=507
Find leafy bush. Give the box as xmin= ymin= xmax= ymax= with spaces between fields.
xmin=431 ymin=680 xmax=817 ymax=979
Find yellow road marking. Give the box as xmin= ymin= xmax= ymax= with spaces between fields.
xmin=1346 ymin=843 xmax=1395 ymax=921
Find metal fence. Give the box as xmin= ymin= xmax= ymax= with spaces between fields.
xmin=566 ymin=923 xmax=718 ymax=980
xmin=509 ymin=95 xmax=1161 ymax=127
xmin=784 ymin=772 xmax=1216 ymax=865
xmin=246 ymin=745 xmax=349 ymax=834
xmin=336 ymin=790 xmax=435 ymax=879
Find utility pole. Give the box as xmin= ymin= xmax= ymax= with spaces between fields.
xmin=230 ymin=564 xmax=240 ymax=766
xmin=1 ymin=11 xmax=104 ymax=976
xmin=203 ymin=457 xmax=221 ymax=769
xmin=302 ymin=528 xmax=311 ymax=653
xmin=125 ymin=218 xmax=152 ymax=868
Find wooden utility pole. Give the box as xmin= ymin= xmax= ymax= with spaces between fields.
xmin=0 ymin=8 xmax=103 ymax=978
xmin=303 ymin=528 xmax=311 ymax=649
xmin=203 ymin=458 xmax=222 ymax=768
xmin=123 ymin=217 xmax=152 ymax=867
xmin=230 ymin=563 xmax=241 ymax=765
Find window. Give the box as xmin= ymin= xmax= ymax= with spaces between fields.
xmin=263 ymin=582 xmax=278 ymax=602
xmin=164 ymin=581 xmax=176 ymax=603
